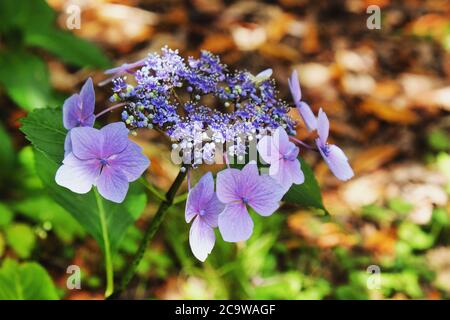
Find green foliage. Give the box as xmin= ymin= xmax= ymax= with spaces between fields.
xmin=0 ymin=0 xmax=110 ymax=111
xmin=0 ymin=123 xmax=15 ymax=179
xmin=427 ymin=129 xmax=450 ymax=151
xmin=5 ymin=223 xmax=36 ymax=259
xmin=283 ymin=157 xmax=326 ymax=212
xmin=0 ymin=259 xmax=58 ymax=300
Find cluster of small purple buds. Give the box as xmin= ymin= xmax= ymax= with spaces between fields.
xmin=108 ymin=46 xmax=295 ymax=166
xmin=55 ymin=47 xmax=353 ymax=262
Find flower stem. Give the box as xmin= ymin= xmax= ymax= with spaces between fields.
xmin=289 ymin=136 xmax=318 ymax=151
xmin=94 ymin=188 xmax=114 ymax=298
xmin=95 ymin=102 xmax=127 ymax=119
xmin=108 ymin=168 xmax=188 ymax=299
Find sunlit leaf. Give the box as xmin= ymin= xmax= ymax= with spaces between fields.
xmin=0 ymin=259 xmax=58 ymax=300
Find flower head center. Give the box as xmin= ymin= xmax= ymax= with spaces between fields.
xmin=320 ymin=144 xmax=330 ymax=157
xmin=99 ymin=159 xmax=109 ymax=166
xmin=199 ymin=209 xmax=206 ymax=216
xmin=242 ymin=196 xmax=249 ymax=204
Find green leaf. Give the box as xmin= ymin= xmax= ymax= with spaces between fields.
xmin=14 ymin=196 xmax=85 ymax=243
xmin=0 ymin=0 xmax=55 ymax=35
xmin=0 ymin=203 xmax=14 ymax=227
xmin=0 ymin=123 xmax=15 ymax=178
xmin=5 ymin=223 xmax=36 ymax=259
xmin=25 ymin=29 xmax=111 ymax=69
xmin=0 ymin=259 xmax=59 ymax=300
xmin=20 ymin=108 xmax=66 ymax=163
xmin=0 ymin=50 xmax=54 ymax=111
xmin=283 ymin=157 xmax=326 ymax=212
xmin=20 ymin=108 xmax=147 ymax=253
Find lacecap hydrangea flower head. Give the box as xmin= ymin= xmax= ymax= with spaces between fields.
xmin=55 ymin=47 xmax=353 ymax=261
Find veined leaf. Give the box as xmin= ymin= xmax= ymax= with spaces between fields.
xmin=0 ymin=259 xmax=58 ymax=300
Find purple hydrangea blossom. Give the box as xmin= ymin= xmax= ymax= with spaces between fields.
xmin=185 ymin=172 xmax=225 ymax=261
xmin=257 ymin=127 xmax=304 ymax=191
xmin=216 ymin=163 xmax=285 ymax=242
xmin=108 ymin=47 xmax=295 ymax=165
xmin=63 ymin=78 xmax=96 ymax=130
xmin=55 ymin=122 xmax=150 ymax=203
xmin=315 ymin=109 xmax=354 ymax=181
xmin=288 ymin=70 xmax=317 ymax=131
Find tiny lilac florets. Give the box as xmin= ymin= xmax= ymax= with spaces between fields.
xmin=108 ymin=47 xmax=295 ymax=165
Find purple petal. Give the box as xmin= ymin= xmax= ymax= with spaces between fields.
xmin=288 ymin=70 xmax=301 ymax=103
xmin=218 ymin=202 xmax=253 ymax=242
xmin=189 ymin=216 xmax=216 ymax=262
xmin=96 ymin=166 xmax=129 ymax=203
xmin=70 ymin=127 xmax=103 ymax=160
xmin=186 ymin=172 xmax=216 ymax=223
xmin=256 ymin=68 xmax=272 ymax=79
xmin=64 ymin=131 xmax=72 ymax=157
xmin=62 ymin=94 xmax=82 ymax=130
xmin=202 ymin=193 xmax=224 ymax=228
xmin=297 ymin=101 xmax=317 ymax=132
xmin=272 ymin=127 xmax=291 ymax=155
xmin=108 ymin=142 xmax=150 ymax=183
xmin=79 ymin=78 xmax=95 ymax=126
xmin=320 ymin=144 xmax=354 ymax=181
xmin=269 ymin=157 xmax=304 ymax=191
xmin=216 ymin=168 xmax=242 ymax=203
xmin=55 ymin=153 xmax=100 ymax=194
xmin=100 ymin=122 xmax=130 ymax=158
xmin=257 ymin=135 xmax=279 ymax=165
xmin=247 ymin=174 xmax=284 ymax=217
xmin=317 ymin=108 xmax=329 ymax=144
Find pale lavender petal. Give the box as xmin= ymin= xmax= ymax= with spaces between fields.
xmin=100 ymin=122 xmax=129 ymax=158
xmin=96 ymin=166 xmax=129 ymax=203
xmin=79 ymin=78 xmax=95 ymax=124
xmin=272 ymin=127 xmax=290 ymax=155
xmin=324 ymin=144 xmax=354 ymax=181
xmin=216 ymin=168 xmax=242 ymax=203
xmin=247 ymin=174 xmax=284 ymax=217
xmin=297 ymin=101 xmax=317 ymax=132
xmin=257 ymin=135 xmax=279 ymax=165
xmin=269 ymin=157 xmax=304 ymax=191
xmin=202 ymin=193 xmax=224 ymax=228
xmin=218 ymin=202 xmax=253 ymax=242
xmin=64 ymin=131 xmax=72 ymax=157
xmin=55 ymin=153 xmax=100 ymax=194
xmin=108 ymin=142 xmax=150 ymax=182
xmin=288 ymin=70 xmax=301 ymax=103
xmin=189 ymin=216 xmax=216 ymax=262
xmin=256 ymin=68 xmax=272 ymax=79
xmin=317 ymin=108 xmax=329 ymax=144
xmin=62 ymin=94 xmax=82 ymax=130
xmin=70 ymin=127 xmax=103 ymax=160
xmin=186 ymin=172 xmax=215 ymax=223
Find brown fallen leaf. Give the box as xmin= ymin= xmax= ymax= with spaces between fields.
xmin=360 ymin=99 xmax=419 ymax=124
xmin=352 ymin=144 xmax=399 ymax=174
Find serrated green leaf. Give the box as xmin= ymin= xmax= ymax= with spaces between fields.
xmin=20 ymin=108 xmax=66 ymax=163
xmin=0 ymin=259 xmax=59 ymax=300
xmin=0 ymin=50 xmax=55 ymax=111
xmin=25 ymin=29 xmax=111 ymax=69
xmin=283 ymin=157 xmax=326 ymax=212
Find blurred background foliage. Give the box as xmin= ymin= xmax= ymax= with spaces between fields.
xmin=0 ymin=0 xmax=449 ymax=299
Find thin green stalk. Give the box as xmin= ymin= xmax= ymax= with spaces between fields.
xmin=108 ymin=168 xmax=187 ymax=299
xmin=94 ymin=188 xmax=114 ymax=298
xmin=139 ymin=177 xmax=166 ymax=202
